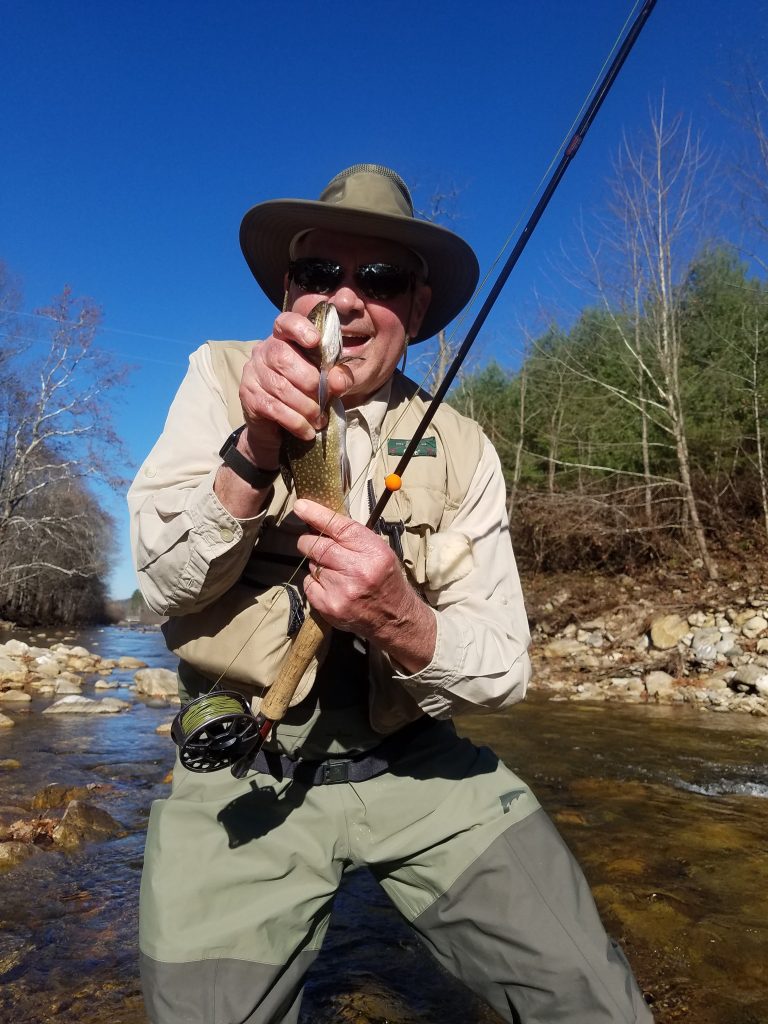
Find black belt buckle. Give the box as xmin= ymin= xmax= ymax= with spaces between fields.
xmin=321 ymin=759 xmax=350 ymax=784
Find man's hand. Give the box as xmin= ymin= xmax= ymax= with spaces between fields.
xmin=238 ymin=311 xmax=351 ymax=469
xmin=293 ymin=498 xmax=437 ymax=675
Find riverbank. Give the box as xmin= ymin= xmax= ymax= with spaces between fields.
xmin=523 ymin=564 xmax=768 ymax=715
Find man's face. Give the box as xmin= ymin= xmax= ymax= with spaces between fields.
xmin=286 ymin=230 xmax=432 ymax=407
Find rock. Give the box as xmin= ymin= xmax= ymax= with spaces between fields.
xmin=134 ymin=667 xmax=178 ymax=698
xmin=690 ymin=628 xmax=723 ymax=664
xmin=0 ymin=639 xmax=29 ymax=656
xmin=32 ymin=656 xmax=62 ymax=679
xmin=31 ymin=783 xmax=105 ymax=810
xmin=741 ymin=615 xmax=768 ymax=639
xmin=118 ymin=656 xmax=147 ymax=669
xmin=650 ymin=614 xmax=690 ymax=650
xmin=51 ymin=800 xmax=123 ymax=848
xmin=0 ymin=690 xmax=31 ymax=704
xmin=756 ymin=638 xmax=768 ymax=655
xmin=730 ymin=664 xmax=768 ymax=688
xmin=93 ymin=679 xmax=118 ymax=689
xmin=0 ymin=759 xmax=21 ymax=770
xmin=54 ymin=677 xmax=82 ymax=695
xmin=65 ymin=646 xmax=90 ymax=658
xmin=644 ymin=671 xmax=676 ymax=697
xmin=0 ymin=712 xmax=15 ymax=728
xmin=42 ymin=695 xmax=131 ymax=714
xmin=155 ymin=720 xmax=173 ymax=735
xmin=0 ymin=841 xmax=36 ymax=872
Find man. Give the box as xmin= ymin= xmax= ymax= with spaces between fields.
xmin=128 ymin=163 xmax=652 ymax=1023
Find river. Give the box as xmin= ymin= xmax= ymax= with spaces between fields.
xmin=1 ymin=625 xmax=766 ymax=1023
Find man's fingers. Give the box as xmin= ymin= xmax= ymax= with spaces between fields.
xmin=273 ymin=311 xmax=320 ymax=349
xmin=293 ymin=499 xmax=354 ymax=538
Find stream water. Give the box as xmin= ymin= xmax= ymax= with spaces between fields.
xmin=0 ymin=625 xmax=766 ymax=1024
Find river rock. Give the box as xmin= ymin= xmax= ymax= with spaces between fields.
xmin=93 ymin=679 xmax=118 ymax=689
xmin=155 ymin=721 xmax=173 ymax=735
xmin=0 ymin=759 xmax=20 ymax=770
xmin=119 ymin=656 xmax=147 ymax=669
xmin=690 ymin=628 xmax=723 ymax=664
xmin=0 ymin=712 xmax=15 ymax=728
xmin=729 ymin=664 xmax=768 ymax=694
xmin=0 ymin=639 xmax=29 ymax=657
xmin=644 ymin=670 xmax=676 ymax=697
xmin=540 ymin=639 xmax=586 ymax=659
xmin=32 ymin=656 xmax=62 ymax=679
xmin=0 ymin=690 xmax=31 ymax=704
xmin=134 ymin=667 xmax=177 ymax=698
xmin=51 ymin=800 xmax=123 ymax=848
xmin=0 ymin=841 xmax=36 ymax=872
xmin=42 ymin=695 xmax=131 ymax=714
xmin=650 ymin=614 xmax=690 ymax=650
xmin=31 ymin=783 xmax=105 ymax=810
xmin=740 ymin=615 xmax=768 ymax=639
xmin=54 ymin=677 xmax=83 ymax=695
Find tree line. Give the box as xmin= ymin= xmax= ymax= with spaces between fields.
xmin=0 ymin=265 xmax=129 ymax=625
xmin=449 ymin=93 xmax=768 ymax=579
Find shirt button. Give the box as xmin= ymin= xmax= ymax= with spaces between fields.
xmin=144 ymin=463 xmax=157 ymax=478
xmin=219 ymin=526 xmax=235 ymax=543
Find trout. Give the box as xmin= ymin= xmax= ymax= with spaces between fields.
xmin=281 ymin=300 xmax=351 ymax=509
xmin=231 ymin=302 xmax=351 ymax=776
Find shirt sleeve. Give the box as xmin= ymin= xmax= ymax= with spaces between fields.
xmin=392 ymin=435 xmax=531 ymax=716
xmin=127 ymin=344 xmax=268 ymax=615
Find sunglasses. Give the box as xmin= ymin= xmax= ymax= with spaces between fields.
xmin=288 ymin=258 xmax=415 ymax=301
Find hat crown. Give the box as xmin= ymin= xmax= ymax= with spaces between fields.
xmin=319 ymin=164 xmax=414 ymax=220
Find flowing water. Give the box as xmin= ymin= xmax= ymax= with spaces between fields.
xmin=0 ymin=625 xmax=766 ymax=1024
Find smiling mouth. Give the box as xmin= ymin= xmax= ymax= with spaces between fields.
xmin=341 ymin=334 xmax=370 ymax=349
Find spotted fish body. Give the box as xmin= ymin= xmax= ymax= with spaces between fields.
xmin=282 ymin=301 xmax=350 ymax=511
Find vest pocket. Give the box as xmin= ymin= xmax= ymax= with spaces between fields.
xmin=162 ymin=581 xmax=321 ymax=705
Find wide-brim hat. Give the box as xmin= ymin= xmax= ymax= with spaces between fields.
xmin=239 ymin=163 xmax=479 ymax=343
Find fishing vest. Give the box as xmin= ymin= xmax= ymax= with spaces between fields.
xmin=166 ymin=340 xmax=485 ymax=738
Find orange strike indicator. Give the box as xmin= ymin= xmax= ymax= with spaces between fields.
xmin=384 ymin=473 xmax=402 ymax=492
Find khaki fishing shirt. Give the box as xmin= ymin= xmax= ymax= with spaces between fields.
xmin=128 ymin=343 xmax=532 ymax=720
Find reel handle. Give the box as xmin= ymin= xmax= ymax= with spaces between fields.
xmin=230 ymin=610 xmax=330 ymax=779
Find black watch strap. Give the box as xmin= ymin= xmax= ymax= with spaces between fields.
xmin=219 ymin=426 xmax=280 ymax=489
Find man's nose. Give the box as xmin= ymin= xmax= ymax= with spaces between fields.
xmin=329 ymin=272 xmax=365 ymax=314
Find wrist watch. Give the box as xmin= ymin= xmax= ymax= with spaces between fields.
xmin=219 ymin=426 xmax=280 ymax=489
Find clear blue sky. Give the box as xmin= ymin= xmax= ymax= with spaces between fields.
xmin=2 ymin=0 xmax=766 ymax=599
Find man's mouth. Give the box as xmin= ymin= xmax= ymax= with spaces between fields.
xmin=341 ymin=333 xmax=370 ymax=350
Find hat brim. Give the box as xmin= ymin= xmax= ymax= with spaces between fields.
xmin=239 ymin=199 xmax=479 ymax=343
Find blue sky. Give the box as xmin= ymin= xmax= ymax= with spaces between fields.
xmin=2 ymin=0 xmax=767 ymax=599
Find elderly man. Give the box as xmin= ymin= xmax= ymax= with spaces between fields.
xmin=128 ymin=164 xmax=652 ymax=1024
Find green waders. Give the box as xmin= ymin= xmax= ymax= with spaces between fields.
xmin=140 ymin=721 xmax=652 ymax=1024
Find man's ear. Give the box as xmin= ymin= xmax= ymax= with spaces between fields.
xmin=408 ymin=282 xmax=432 ymax=338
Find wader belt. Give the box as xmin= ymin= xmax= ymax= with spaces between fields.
xmin=251 ymin=714 xmax=439 ymax=785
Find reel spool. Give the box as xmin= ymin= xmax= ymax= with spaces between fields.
xmin=171 ymin=691 xmax=259 ymax=772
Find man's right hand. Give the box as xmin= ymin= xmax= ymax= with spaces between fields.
xmin=237 ymin=310 xmax=350 ymax=470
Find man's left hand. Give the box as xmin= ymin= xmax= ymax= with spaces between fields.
xmin=293 ymin=498 xmax=436 ymax=675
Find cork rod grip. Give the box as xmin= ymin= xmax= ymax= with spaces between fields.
xmin=259 ymin=610 xmax=330 ymax=721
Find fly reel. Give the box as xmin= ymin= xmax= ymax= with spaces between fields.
xmin=171 ymin=691 xmax=259 ymax=773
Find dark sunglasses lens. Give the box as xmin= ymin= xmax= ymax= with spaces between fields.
xmin=292 ymin=260 xmax=342 ymax=294
xmin=356 ymin=264 xmax=411 ymax=300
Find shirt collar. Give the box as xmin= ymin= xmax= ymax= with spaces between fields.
xmin=345 ymin=378 xmax=392 ymax=447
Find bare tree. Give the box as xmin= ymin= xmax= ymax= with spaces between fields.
xmin=564 ymin=97 xmax=720 ymax=577
xmin=0 ymin=281 xmax=131 ymax=623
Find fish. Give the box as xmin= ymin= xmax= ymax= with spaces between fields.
xmin=281 ymin=300 xmax=351 ymax=511
xmin=237 ymin=302 xmax=351 ymax=743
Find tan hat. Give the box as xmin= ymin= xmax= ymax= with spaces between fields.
xmin=239 ymin=164 xmax=479 ymax=343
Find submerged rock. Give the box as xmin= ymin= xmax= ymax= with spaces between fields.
xmin=52 ymin=800 xmax=124 ymax=848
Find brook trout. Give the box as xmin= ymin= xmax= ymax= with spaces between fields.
xmin=281 ymin=301 xmax=351 ymax=509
